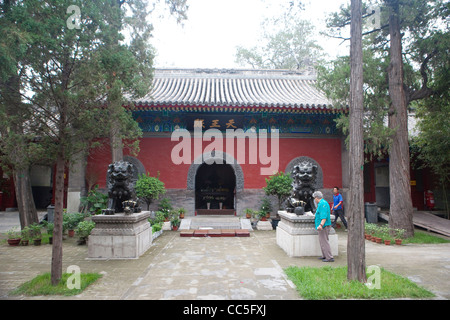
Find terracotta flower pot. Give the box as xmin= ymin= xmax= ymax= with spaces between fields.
xmin=172 ymin=226 xmax=179 ymax=231
xmin=395 ymin=239 xmax=402 ymax=245
xmin=7 ymin=238 xmax=21 ymax=246
xmin=384 ymin=240 xmax=391 ymax=245
xmin=376 ymin=237 xmax=382 ymax=244
xmin=21 ymin=240 xmax=29 ymax=246
xmin=68 ymin=230 xmax=75 ymax=237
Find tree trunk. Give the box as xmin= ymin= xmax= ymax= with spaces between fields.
xmin=110 ymin=123 xmax=123 ymax=162
xmin=347 ymin=0 xmax=366 ymax=283
xmin=387 ymin=0 xmax=414 ymax=238
xmin=13 ymin=167 xmax=38 ymax=229
xmin=2 ymin=56 xmax=38 ymax=230
xmin=51 ymin=153 xmax=65 ymax=286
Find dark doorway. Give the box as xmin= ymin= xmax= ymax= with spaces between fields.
xmin=195 ymin=163 xmax=236 ymax=213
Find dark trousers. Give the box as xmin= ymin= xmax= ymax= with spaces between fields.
xmin=332 ymin=208 xmax=348 ymax=229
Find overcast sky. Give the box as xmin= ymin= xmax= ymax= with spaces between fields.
xmin=149 ymin=0 xmax=351 ymax=69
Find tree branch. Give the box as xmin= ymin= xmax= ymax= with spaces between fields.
xmin=405 ymin=49 xmax=438 ymax=104
xmin=324 ymin=24 xmax=389 ymax=41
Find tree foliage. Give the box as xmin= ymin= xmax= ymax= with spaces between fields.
xmin=0 ymin=0 xmax=188 ymax=285
xmin=318 ymin=0 xmax=449 ymax=237
xmin=135 ymin=172 xmax=166 ymax=210
xmin=411 ymin=99 xmax=450 ymax=186
xmin=235 ymin=2 xmax=322 ymax=70
xmin=318 ymin=0 xmax=448 ymax=154
xmin=264 ymin=171 xmax=293 ymax=209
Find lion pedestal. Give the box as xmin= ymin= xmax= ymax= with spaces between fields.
xmin=88 ymin=211 xmax=152 ymax=259
xmin=276 ymin=211 xmax=338 ymax=257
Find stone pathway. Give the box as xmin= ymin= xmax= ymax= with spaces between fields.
xmin=1 ymin=227 xmax=449 ymax=300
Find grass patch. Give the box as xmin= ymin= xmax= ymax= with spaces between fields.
xmin=403 ymin=230 xmax=450 ymax=244
xmin=285 ymin=266 xmax=435 ymax=300
xmin=10 ymin=272 xmax=102 ymax=296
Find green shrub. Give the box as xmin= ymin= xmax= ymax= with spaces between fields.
xmin=135 ymin=172 xmax=166 ymax=210
xmin=63 ymin=212 xmax=85 ymax=231
xmin=6 ymin=227 xmax=21 ymax=240
xmin=152 ymin=222 xmax=162 ymax=233
xmin=264 ymin=171 xmax=293 ymax=208
xmin=28 ymin=223 xmax=42 ymax=240
xmin=80 ymin=185 xmax=108 ymax=215
xmin=75 ymin=220 xmax=95 ymax=239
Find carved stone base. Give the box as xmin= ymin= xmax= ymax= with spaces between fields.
xmin=88 ymin=211 xmax=151 ymax=259
xmin=256 ymin=220 xmax=273 ymax=230
xmin=276 ymin=211 xmax=338 ymax=257
xmin=162 ymin=221 xmax=171 ymax=231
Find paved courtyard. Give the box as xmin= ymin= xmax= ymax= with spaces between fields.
xmin=1 ymin=225 xmax=449 ymax=300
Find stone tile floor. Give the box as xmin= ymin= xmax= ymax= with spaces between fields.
xmin=1 ymin=229 xmax=449 ymax=300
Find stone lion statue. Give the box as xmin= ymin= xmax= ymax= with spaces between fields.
xmin=285 ymin=161 xmax=318 ymax=214
xmin=105 ymin=161 xmax=140 ymax=214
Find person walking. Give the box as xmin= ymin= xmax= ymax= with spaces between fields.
xmin=331 ymin=187 xmax=348 ymax=231
xmin=313 ymin=191 xmax=334 ymax=262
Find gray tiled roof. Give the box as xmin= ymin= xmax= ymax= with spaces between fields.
xmin=132 ymin=68 xmax=334 ymax=110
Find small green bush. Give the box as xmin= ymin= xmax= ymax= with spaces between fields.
xmin=75 ymin=220 xmax=95 ymax=239
xmin=135 ymin=172 xmax=166 ymax=210
xmin=80 ymin=185 xmax=108 ymax=215
xmin=63 ymin=212 xmax=85 ymax=231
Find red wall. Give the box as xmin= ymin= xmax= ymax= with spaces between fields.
xmin=87 ymin=136 xmax=342 ymax=190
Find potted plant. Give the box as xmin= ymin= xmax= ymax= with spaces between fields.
xmin=6 ymin=227 xmax=21 ymax=246
xmin=171 ymin=216 xmax=181 ymax=231
xmin=365 ymin=223 xmax=377 ymax=241
xmin=260 ymin=197 xmax=273 ymax=219
xmin=380 ymin=225 xmax=392 ymax=245
xmin=46 ymin=222 xmax=54 ymax=244
xmin=394 ymin=228 xmax=405 ymax=245
xmin=29 ymin=223 xmax=42 ymax=246
xmin=21 ymin=226 xmax=31 ymax=246
xmin=75 ymin=220 xmax=95 ymax=245
xmin=158 ymin=198 xmax=173 ymax=222
xmin=244 ymin=208 xmax=255 ymax=219
xmin=63 ymin=212 xmax=85 ymax=237
xmin=365 ymin=223 xmax=376 ymax=239
xmin=177 ymin=207 xmax=186 ymax=219
xmin=155 ymin=210 xmax=168 ymax=223
xmin=256 ymin=210 xmax=268 ymax=221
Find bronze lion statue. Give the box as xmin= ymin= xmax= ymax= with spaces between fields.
xmin=285 ymin=161 xmax=318 ymax=214
xmin=105 ymin=161 xmax=141 ymax=214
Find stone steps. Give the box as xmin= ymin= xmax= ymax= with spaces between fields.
xmin=180 ymin=216 xmax=253 ymax=231
xmin=180 ymin=229 xmax=250 ymax=237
